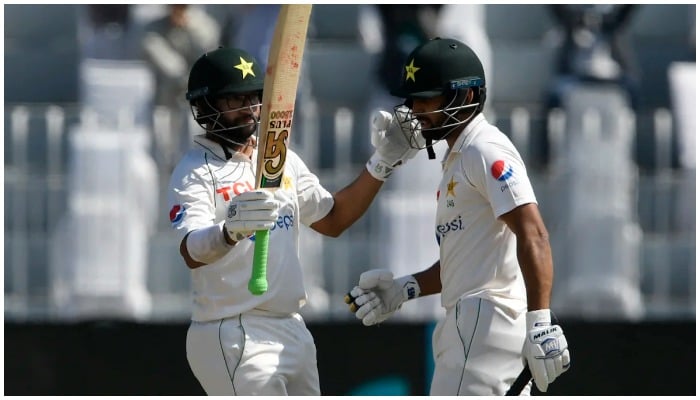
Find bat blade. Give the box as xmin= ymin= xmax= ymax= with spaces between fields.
xmin=249 ymin=4 xmax=312 ymax=296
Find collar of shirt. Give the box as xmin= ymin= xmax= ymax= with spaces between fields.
xmin=441 ymin=113 xmax=487 ymax=170
xmin=193 ymin=134 xmax=256 ymax=163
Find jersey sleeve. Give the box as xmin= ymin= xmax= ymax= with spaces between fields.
xmin=464 ymin=138 xmax=537 ymax=219
xmin=167 ymin=162 xmax=217 ymax=243
xmin=288 ymin=152 xmax=334 ymax=226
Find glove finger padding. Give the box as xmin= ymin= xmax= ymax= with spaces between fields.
xmin=355 ymin=295 xmax=382 ymax=321
xmin=353 ymin=291 xmax=376 ymax=308
xmin=236 ymin=199 xmax=279 ymax=211
xmin=345 ymin=286 xmax=374 ymax=313
xmin=561 ymin=348 xmax=571 ymax=371
xmin=235 ymin=209 xmax=279 ymax=221
xmin=371 ymin=111 xmax=393 ymax=146
xmin=525 ymin=324 xmax=569 ymax=392
xmin=225 ymin=190 xmax=281 ymax=239
xmin=233 ymin=190 xmax=275 ymax=203
xmin=345 ymin=286 xmax=366 ymax=303
xmin=544 ymin=359 xmax=557 ymax=385
xmin=552 ymin=347 xmax=570 ymax=377
xmin=348 ymin=270 xmax=420 ymax=326
xmin=360 ymin=302 xmax=389 ymax=326
xmin=366 ymin=108 xmax=422 ymax=181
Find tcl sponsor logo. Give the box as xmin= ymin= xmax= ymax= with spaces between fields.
xmin=216 ymin=181 xmax=254 ymax=201
xmin=435 ymin=215 xmax=464 ymax=245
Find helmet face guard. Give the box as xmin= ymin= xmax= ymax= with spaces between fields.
xmin=190 ymin=92 xmax=262 ymax=147
xmin=186 ymin=47 xmax=264 ymax=147
xmin=394 ymin=79 xmax=485 ymax=148
xmin=390 ymin=38 xmax=487 ymax=150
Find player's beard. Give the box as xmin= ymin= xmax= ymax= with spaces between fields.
xmin=226 ymin=115 xmax=258 ymax=143
xmin=213 ymin=114 xmax=259 ymax=148
xmin=418 ymin=108 xmax=472 ymax=142
xmin=421 ymin=122 xmax=461 ymax=142
xmin=418 ymin=115 xmax=452 ymax=142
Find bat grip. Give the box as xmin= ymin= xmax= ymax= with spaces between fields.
xmin=249 ymin=229 xmax=270 ymax=295
xmin=505 ymin=367 xmax=532 ymax=396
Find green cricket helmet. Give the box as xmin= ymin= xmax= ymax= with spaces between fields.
xmin=186 ymin=47 xmax=264 ymax=147
xmin=391 ymin=37 xmax=486 ymax=99
xmin=390 ymin=38 xmax=487 ymax=156
xmin=186 ymin=47 xmax=264 ymax=101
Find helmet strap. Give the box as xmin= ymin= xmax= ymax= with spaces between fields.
xmin=476 ymin=87 xmax=487 ymax=114
xmin=220 ymin=144 xmax=233 ymax=160
xmin=426 ymin=140 xmax=436 ymax=160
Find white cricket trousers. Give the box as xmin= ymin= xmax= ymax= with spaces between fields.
xmin=186 ymin=311 xmax=320 ymax=395
xmin=430 ymin=297 xmax=532 ymax=395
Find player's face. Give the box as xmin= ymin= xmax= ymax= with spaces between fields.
xmin=210 ymin=92 xmax=262 ymax=138
xmin=407 ymin=88 xmax=477 ymax=144
xmin=214 ymin=92 xmax=261 ymax=125
xmin=411 ymin=95 xmax=447 ymax=130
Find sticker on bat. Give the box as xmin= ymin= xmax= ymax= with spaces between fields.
xmin=261 ymin=129 xmax=289 ymax=187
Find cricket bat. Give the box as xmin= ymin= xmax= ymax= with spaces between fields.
xmin=249 ymin=4 xmax=312 ymax=295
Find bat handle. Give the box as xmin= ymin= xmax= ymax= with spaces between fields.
xmin=249 ymin=229 xmax=270 ymax=295
xmin=505 ymin=367 xmax=532 ymax=395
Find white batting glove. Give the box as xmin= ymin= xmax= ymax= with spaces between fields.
xmin=343 ymin=269 xmax=421 ymax=325
xmin=365 ymin=106 xmax=425 ymax=181
xmin=224 ymin=190 xmax=280 ymax=241
xmin=523 ymin=309 xmax=571 ymax=392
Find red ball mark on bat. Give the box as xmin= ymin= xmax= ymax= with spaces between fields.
xmin=277 ymin=95 xmax=284 ymax=102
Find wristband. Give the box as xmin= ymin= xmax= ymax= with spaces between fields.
xmin=186 ymin=222 xmax=234 ymax=264
xmin=526 ymin=308 xmax=552 ymax=329
xmin=366 ymin=152 xmax=396 ymax=181
xmin=396 ymin=275 xmax=421 ymax=300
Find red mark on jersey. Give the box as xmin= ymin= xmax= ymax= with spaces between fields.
xmin=216 ymin=181 xmax=254 ymax=201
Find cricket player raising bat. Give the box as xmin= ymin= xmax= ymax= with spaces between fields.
xmin=166 ymin=28 xmax=425 ymax=395
xmin=345 ymin=37 xmax=571 ymax=395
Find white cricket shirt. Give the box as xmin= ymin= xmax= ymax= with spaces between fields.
xmin=436 ymin=114 xmax=536 ymax=317
xmin=168 ymin=135 xmax=334 ymax=322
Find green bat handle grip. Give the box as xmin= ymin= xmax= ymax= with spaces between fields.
xmin=249 ymin=229 xmax=270 ymax=295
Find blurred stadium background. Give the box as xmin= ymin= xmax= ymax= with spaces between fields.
xmin=4 ymin=4 xmax=696 ymax=395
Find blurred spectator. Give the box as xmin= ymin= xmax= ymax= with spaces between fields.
xmin=689 ymin=5 xmax=696 ymax=57
xmin=545 ymin=4 xmax=640 ymax=111
xmin=220 ymin=5 xmax=279 ymax=67
xmin=140 ymin=4 xmax=220 ymax=172
xmin=79 ymin=5 xmax=139 ymax=60
xmin=375 ymin=5 xmax=442 ymax=94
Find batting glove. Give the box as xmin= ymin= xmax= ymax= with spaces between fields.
xmin=523 ymin=309 xmax=571 ymax=392
xmin=344 ymin=269 xmax=420 ymax=325
xmin=224 ymin=190 xmax=280 ymax=241
xmin=365 ymin=106 xmax=424 ymax=181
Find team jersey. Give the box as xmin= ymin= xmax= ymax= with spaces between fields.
xmin=167 ymin=135 xmax=334 ymax=322
xmin=435 ymin=114 xmax=536 ymax=317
